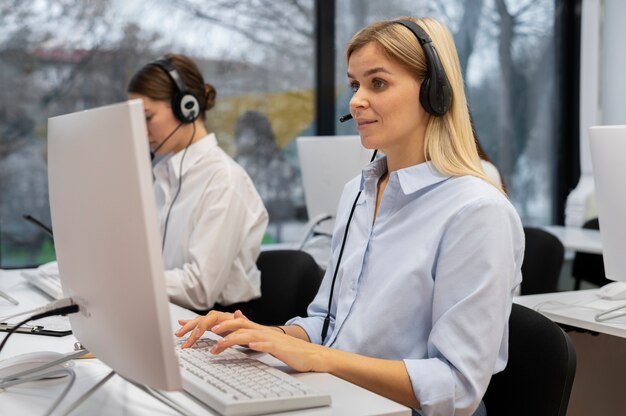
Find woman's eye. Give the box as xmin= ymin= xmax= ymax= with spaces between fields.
xmin=373 ymin=79 xmax=385 ymax=89
xmin=350 ymin=83 xmax=359 ymax=93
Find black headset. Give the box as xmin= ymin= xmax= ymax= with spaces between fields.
xmin=339 ymin=20 xmax=452 ymax=123
xmin=150 ymin=58 xmax=200 ymax=250
xmin=152 ymin=58 xmax=201 ymax=124
xmin=323 ymin=20 xmax=452 ymax=343
xmin=394 ymin=19 xmax=452 ymax=116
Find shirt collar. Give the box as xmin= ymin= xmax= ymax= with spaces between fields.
xmin=155 ymin=133 xmax=217 ymax=179
xmin=361 ymin=156 xmax=451 ymax=195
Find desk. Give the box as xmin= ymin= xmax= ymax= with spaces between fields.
xmin=0 ymin=269 xmax=410 ymax=415
xmin=541 ymin=225 xmax=602 ymax=255
xmin=515 ymin=290 xmax=626 ymax=416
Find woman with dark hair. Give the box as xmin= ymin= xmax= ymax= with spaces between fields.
xmin=128 ymin=54 xmax=268 ymax=312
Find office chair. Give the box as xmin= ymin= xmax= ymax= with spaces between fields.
xmin=215 ymin=250 xmax=324 ymax=325
xmin=520 ymin=227 xmax=565 ymax=295
xmin=572 ymin=218 xmax=611 ymax=290
xmin=483 ymin=303 xmax=577 ymax=416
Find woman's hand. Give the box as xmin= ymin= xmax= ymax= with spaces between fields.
xmin=175 ymin=309 xmax=261 ymax=348
xmin=209 ymin=320 xmax=327 ymax=374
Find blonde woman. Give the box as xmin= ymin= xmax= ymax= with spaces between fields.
xmin=176 ymin=18 xmax=524 ymax=416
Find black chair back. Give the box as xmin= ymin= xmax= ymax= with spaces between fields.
xmin=521 ymin=227 xmax=564 ymax=295
xmin=215 ymin=250 xmax=323 ymax=325
xmin=572 ymin=218 xmax=610 ymax=289
xmin=483 ymin=304 xmax=577 ymax=416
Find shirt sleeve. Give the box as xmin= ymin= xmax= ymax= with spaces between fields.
xmin=164 ymin=179 xmax=267 ymax=311
xmin=405 ymin=197 xmax=524 ymax=416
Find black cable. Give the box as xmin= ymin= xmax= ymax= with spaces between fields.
xmin=0 ymin=304 xmax=79 ymax=354
xmin=161 ymin=122 xmax=196 ymax=251
xmin=22 ymin=214 xmax=54 ymax=238
xmin=151 ymin=122 xmax=184 ymax=160
xmin=321 ymin=149 xmax=378 ymax=343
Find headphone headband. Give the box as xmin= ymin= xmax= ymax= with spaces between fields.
xmin=393 ymin=20 xmax=452 ymax=116
xmin=152 ymin=58 xmax=201 ymax=124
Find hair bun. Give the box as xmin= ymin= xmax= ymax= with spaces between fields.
xmin=204 ymin=83 xmax=216 ymax=111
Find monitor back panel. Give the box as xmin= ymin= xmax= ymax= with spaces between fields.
xmin=589 ymin=125 xmax=626 ymax=282
xmin=47 ymin=100 xmax=181 ymax=390
xmin=296 ymin=135 xmax=373 ymax=225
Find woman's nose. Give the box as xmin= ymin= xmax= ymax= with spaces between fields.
xmin=349 ymin=89 xmax=368 ymax=111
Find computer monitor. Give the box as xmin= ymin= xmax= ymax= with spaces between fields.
xmin=47 ymin=100 xmax=182 ymax=390
xmin=588 ymin=125 xmax=626 ymax=283
xmin=296 ymin=136 xmax=374 ymax=231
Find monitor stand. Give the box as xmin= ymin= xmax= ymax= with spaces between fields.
xmin=594 ymin=302 xmax=626 ymax=322
xmin=0 ymin=348 xmax=193 ymax=415
xmin=62 ymin=370 xmax=193 ymax=415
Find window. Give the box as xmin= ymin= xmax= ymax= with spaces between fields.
xmin=336 ymin=0 xmax=564 ymax=226
xmin=0 ymin=0 xmax=315 ymax=267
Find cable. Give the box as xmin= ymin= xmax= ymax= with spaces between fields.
xmin=151 ymin=122 xmax=184 ymax=160
xmin=0 ymin=350 xmax=86 ymax=416
xmin=0 ymin=349 xmax=87 ymax=385
xmin=161 ymin=122 xmax=196 ymax=251
xmin=0 ymin=297 xmax=75 ymax=322
xmin=321 ymin=150 xmax=378 ymax=343
xmin=59 ymin=370 xmax=115 ymax=416
xmin=0 ymin=367 xmax=76 ymax=414
xmin=44 ymin=368 xmax=76 ymax=416
xmin=0 ymin=303 xmax=79 ymax=354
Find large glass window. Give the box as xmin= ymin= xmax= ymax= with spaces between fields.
xmin=0 ymin=0 xmax=315 ymax=268
xmin=336 ymin=0 xmax=560 ymax=226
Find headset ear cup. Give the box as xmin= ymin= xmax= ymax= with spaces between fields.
xmin=180 ymin=93 xmax=200 ymax=123
xmin=420 ymin=78 xmax=434 ymax=115
xmin=172 ymin=91 xmax=200 ymax=123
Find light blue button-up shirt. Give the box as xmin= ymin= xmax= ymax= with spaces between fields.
xmin=288 ymin=157 xmax=524 ymax=416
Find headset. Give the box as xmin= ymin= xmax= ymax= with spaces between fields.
xmin=339 ymin=19 xmax=452 ymax=123
xmin=395 ymin=20 xmax=452 ymax=116
xmin=324 ymin=20 xmax=452 ymax=342
xmin=152 ymin=58 xmax=201 ymax=123
xmin=150 ymin=58 xmax=200 ymax=250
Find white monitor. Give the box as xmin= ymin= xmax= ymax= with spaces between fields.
xmin=296 ymin=136 xmax=374 ymax=228
xmin=588 ymin=125 xmax=626 ymax=282
xmin=47 ymin=100 xmax=182 ymax=390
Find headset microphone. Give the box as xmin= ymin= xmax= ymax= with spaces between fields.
xmin=150 ymin=122 xmax=184 ymax=160
xmin=339 ymin=113 xmax=353 ymax=123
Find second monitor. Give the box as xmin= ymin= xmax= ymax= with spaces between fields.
xmin=297 ymin=135 xmax=374 ymax=234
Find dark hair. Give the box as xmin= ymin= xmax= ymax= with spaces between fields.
xmin=127 ymin=53 xmax=216 ymax=120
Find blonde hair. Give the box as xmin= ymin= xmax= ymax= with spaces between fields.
xmin=346 ymin=17 xmax=503 ymax=193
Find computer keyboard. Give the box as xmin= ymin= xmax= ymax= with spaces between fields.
xmin=20 ymin=261 xmax=63 ymax=300
xmin=176 ymin=338 xmax=331 ymax=416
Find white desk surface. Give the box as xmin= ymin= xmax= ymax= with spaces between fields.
xmin=541 ymin=225 xmax=602 ymax=255
xmin=514 ymin=289 xmax=626 ymax=338
xmin=0 ymin=269 xmax=410 ymax=416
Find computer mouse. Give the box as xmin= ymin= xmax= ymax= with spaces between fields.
xmin=0 ymin=351 xmax=74 ymax=381
xmin=598 ymin=281 xmax=626 ymax=300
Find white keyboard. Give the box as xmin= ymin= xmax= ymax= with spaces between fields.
xmin=20 ymin=261 xmax=63 ymax=300
xmin=177 ymin=338 xmax=331 ymax=416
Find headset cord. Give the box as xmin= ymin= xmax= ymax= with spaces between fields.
xmin=151 ymin=122 xmax=184 ymax=159
xmin=321 ymin=190 xmax=361 ymax=343
xmin=0 ymin=304 xmax=80 ymax=354
xmin=161 ymin=122 xmax=196 ymax=251
xmin=321 ymin=150 xmax=378 ymax=343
